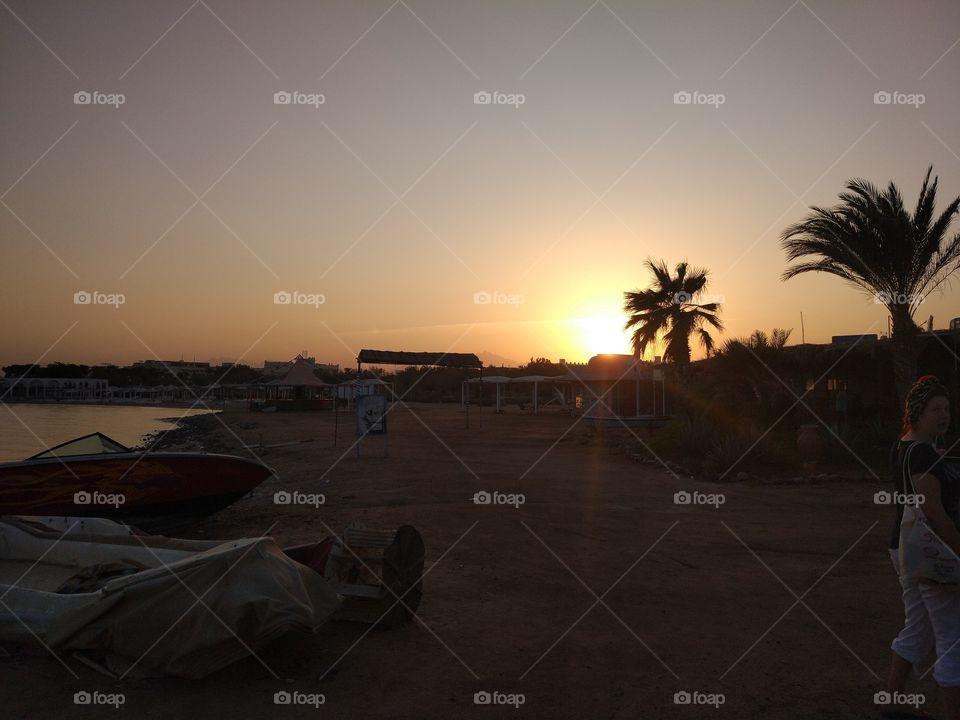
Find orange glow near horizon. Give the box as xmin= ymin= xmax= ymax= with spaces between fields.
xmin=2 ymin=3 xmax=959 ymax=373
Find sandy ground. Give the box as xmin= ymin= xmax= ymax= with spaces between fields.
xmin=0 ymin=403 xmax=927 ymax=719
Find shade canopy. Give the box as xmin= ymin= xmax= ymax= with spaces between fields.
xmin=357 ymin=349 xmax=481 ymax=368
xmin=267 ymin=357 xmax=329 ymax=387
xmin=464 ymin=375 xmax=564 ymax=384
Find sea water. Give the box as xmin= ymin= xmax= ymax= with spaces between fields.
xmin=0 ymin=404 xmax=216 ymax=461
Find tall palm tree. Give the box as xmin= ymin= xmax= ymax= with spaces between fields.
xmin=623 ymin=258 xmax=723 ymax=371
xmin=781 ymin=166 xmax=960 ymax=406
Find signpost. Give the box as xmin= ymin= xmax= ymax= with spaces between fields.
xmin=356 ymin=385 xmax=388 ymax=457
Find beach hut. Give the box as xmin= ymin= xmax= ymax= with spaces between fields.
xmin=258 ymin=357 xmax=331 ymax=410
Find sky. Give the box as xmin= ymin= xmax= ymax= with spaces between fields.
xmin=2 ymin=0 xmax=960 ymax=370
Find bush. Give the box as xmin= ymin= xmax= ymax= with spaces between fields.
xmin=828 ymin=417 xmax=900 ymax=471
xmin=647 ymin=415 xmax=753 ymax=477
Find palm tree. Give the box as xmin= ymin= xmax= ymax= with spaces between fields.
xmin=781 ymin=166 xmax=960 ymax=406
xmin=623 ymin=258 xmax=723 ymax=371
xmin=712 ymin=328 xmax=796 ymax=425
xmin=721 ymin=328 xmax=792 ymax=355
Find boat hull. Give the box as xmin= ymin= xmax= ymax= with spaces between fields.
xmin=0 ymin=453 xmax=273 ymax=529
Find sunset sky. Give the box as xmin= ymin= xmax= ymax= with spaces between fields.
xmin=2 ymin=0 xmax=960 ymax=370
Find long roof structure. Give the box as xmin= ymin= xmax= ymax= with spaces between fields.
xmin=357 ymin=349 xmax=482 ymax=368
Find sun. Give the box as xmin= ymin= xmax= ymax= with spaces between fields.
xmin=575 ymin=316 xmax=632 ymax=357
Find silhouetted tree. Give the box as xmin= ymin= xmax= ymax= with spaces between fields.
xmin=781 ymin=166 xmax=960 ymax=406
xmin=623 ymin=258 xmax=723 ymax=373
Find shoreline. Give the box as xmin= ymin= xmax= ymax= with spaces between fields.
xmin=134 ymin=412 xmax=228 ymax=453
xmin=2 ymin=399 xmax=230 ymax=410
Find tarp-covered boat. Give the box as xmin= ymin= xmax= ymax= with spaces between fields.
xmin=0 ymin=433 xmax=273 ymax=530
xmin=0 ymin=515 xmax=340 ymax=678
xmin=0 ymin=516 xmax=425 ymax=678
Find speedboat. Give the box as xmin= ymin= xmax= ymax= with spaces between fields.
xmin=0 ymin=432 xmax=273 ymax=531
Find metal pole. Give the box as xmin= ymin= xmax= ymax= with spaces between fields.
xmin=954 ymin=331 xmax=958 ymax=436
xmin=479 ymin=366 xmax=483 ymax=429
xmin=356 ymin=360 xmax=361 ymax=459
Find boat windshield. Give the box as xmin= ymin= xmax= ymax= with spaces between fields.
xmin=28 ymin=432 xmax=131 ymax=460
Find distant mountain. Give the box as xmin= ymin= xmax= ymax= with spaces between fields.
xmin=478 ymin=350 xmax=522 ymax=368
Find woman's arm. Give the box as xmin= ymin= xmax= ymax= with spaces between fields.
xmin=913 ymin=471 xmax=960 ymax=557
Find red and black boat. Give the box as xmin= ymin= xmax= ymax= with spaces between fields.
xmin=0 ymin=432 xmax=273 ymax=531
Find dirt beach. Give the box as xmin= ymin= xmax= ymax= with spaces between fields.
xmin=1 ymin=403 xmax=919 ymax=718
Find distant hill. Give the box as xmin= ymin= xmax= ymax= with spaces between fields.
xmin=478 ymin=350 xmax=522 ymax=368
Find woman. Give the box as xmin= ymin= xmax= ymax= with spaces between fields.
xmin=886 ymin=375 xmax=960 ymax=719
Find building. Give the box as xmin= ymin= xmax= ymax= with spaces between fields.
xmin=0 ymin=377 xmax=109 ymax=401
xmin=131 ymin=360 xmax=211 ymax=375
xmin=262 ymin=357 xmax=338 ymax=377
xmin=560 ymin=354 xmax=666 ymax=421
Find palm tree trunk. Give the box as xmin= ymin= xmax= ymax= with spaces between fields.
xmin=890 ymin=306 xmax=920 ymax=412
xmin=674 ymin=339 xmax=692 ymax=380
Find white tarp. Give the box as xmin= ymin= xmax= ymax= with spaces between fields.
xmin=0 ymin=516 xmax=341 ymax=678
